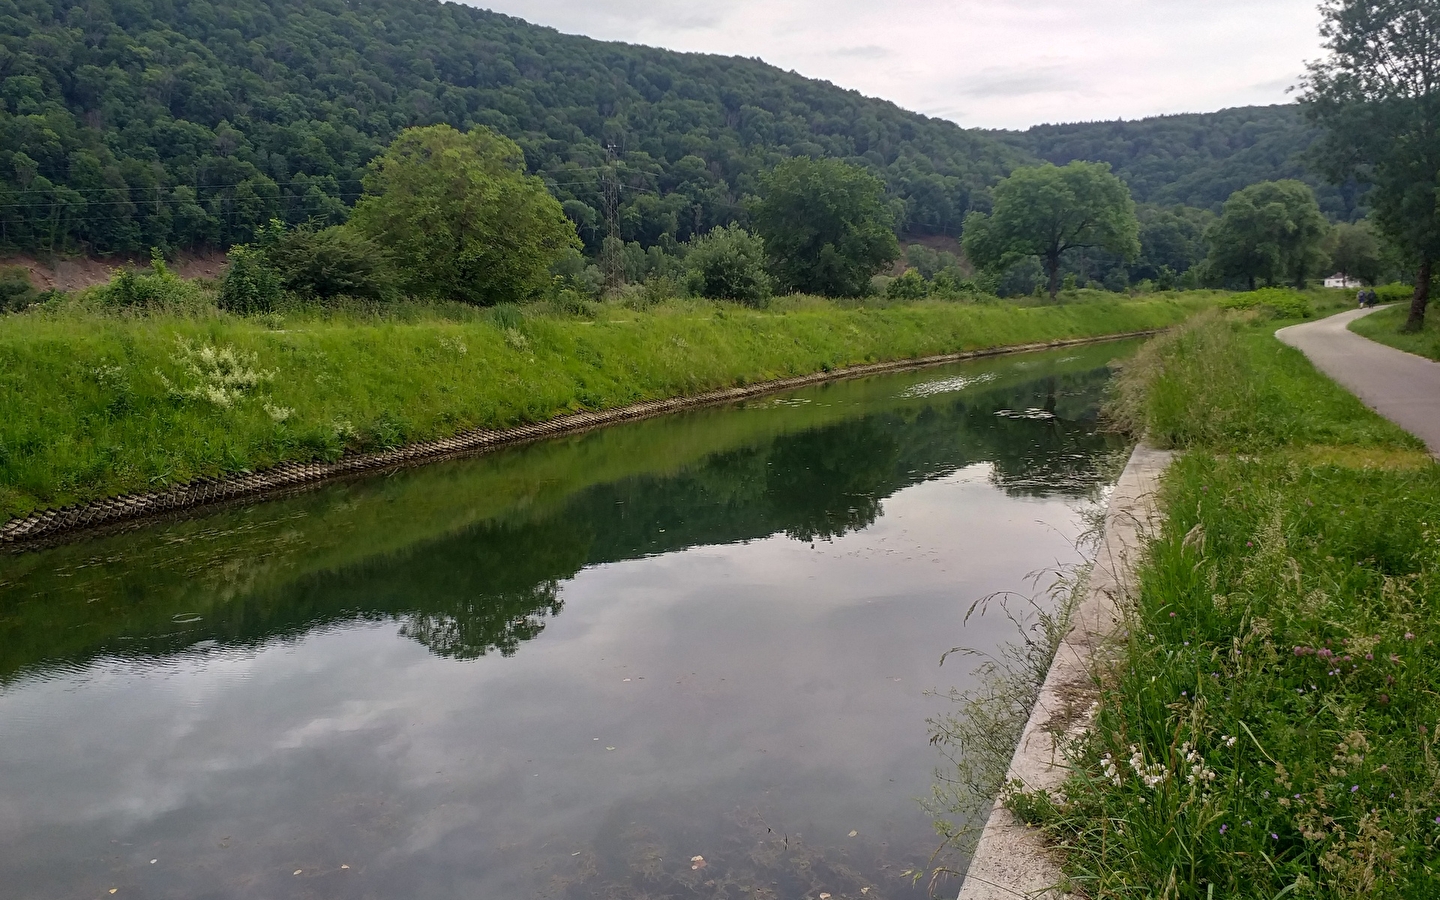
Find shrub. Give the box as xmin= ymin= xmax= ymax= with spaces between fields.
xmin=218 ymin=245 xmax=284 ymax=315
xmin=265 ymin=225 xmax=393 ymax=302
xmin=348 ymin=124 xmax=581 ymax=305
xmin=885 ymin=269 xmax=928 ymax=301
xmin=683 ymin=225 xmax=772 ymax=306
xmin=0 ymin=265 xmax=38 ymax=312
xmin=1219 ymin=286 xmax=1312 ymax=319
xmin=97 ymin=251 xmax=210 ymax=310
xmin=1374 ymin=282 xmax=1417 ymax=304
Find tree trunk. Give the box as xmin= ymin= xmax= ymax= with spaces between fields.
xmin=1247 ymin=274 xmax=1256 ymax=292
xmin=1046 ymin=253 xmax=1060 ymax=301
xmin=1404 ymin=258 xmax=1431 ymax=333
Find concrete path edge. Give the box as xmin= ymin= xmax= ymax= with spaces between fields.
xmin=957 ymin=442 xmax=1174 ymax=900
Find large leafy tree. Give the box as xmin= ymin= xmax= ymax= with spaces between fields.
xmin=1204 ymin=180 xmax=1330 ymax=290
xmin=749 ymin=158 xmax=900 ymax=297
xmin=348 ymin=125 xmax=579 ymax=305
xmin=1325 ymin=220 xmax=1385 ymax=284
xmin=1303 ymin=0 xmax=1440 ymax=330
xmin=963 ymin=162 xmax=1139 ymax=300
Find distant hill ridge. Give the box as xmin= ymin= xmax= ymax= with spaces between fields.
xmin=0 ymin=0 xmax=1336 ymax=257
xmin=990 ymin=105 xmax=1364 ymax=221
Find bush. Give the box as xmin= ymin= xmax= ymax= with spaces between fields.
xmin=97 ymin=252 xmax=209 ymax=310
xmin=1219 ymin=286 xmax=1312 ymax=319
xmin=348 ymin=124 xmax=580 ymax=305
xmin=218 ymin=245 xmax=284 ymax=315
xmin=885 ymin=269 xmax=928 ymax=301
xmin=1374 ymin=282 xmax=1417 ymax=304
xmin=0 ymin=265 xmax=38 ymax=312
xmin=265 ymin=225 xmax=393 ymax=302
xmin=683 ymin=225 xmax=772 ymax=306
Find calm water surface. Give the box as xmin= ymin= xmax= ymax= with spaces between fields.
xmin=0 ymin=342 xmax=1135 ymax=900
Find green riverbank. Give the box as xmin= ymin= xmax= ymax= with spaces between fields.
xmin=0 ymin=294 xmax=1208 ymax=524
xmin=1010 ymin=311 xmax=1440 ymax=897
xmin=1350 ymin=304 xmax=1440 ymax=361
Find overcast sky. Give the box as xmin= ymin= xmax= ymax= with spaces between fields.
xmin=467 ymin=0 xmax=1325 ymax=130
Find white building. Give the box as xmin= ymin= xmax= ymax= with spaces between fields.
xmin=1324 ymin=273 xmax=1363 ymax=289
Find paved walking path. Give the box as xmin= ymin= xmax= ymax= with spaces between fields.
xmin=1276 ymin=306 xmax=1440 ymax=458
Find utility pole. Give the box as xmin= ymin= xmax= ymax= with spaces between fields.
xmin=602 ymin=144 xmax=622 ymax=289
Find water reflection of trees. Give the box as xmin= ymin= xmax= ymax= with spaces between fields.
xmin=0 ymin=361 xmax=1123 ymax=676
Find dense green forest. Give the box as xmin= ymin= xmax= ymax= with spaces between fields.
xmin=0 ymin=0 xmax=1024 ymax=255
xmin=0 ymin=0 xmax=1370 ymax=263
xmin=992 ymin=105 xmax=1367 ymax=221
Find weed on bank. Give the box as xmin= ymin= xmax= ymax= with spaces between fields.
xmin=1007 ymin=312 xmax=1440 ymax=898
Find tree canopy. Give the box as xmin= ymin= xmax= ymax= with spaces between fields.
xmin=1204 ymin=180 xmax=1330 ymax=291
xmin=749 ymin=158 xmax=900 ymax=297
xmin=1325 ymin=221 xmax=1383 ymax=285
xmin=1303 ymin=0 xmax=1440 ymax=329
xmin=348 ymin=124 xmax=578 ymax=305
xmin=962 ymin=162 xmax=1138 ymax=300
xmin=992 ymin=105 xmax=1368 ymax=221
xmin=0 ymin=0 xmax=1022 ymax=256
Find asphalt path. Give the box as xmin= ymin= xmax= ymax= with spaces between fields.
xmin=1276 ymin=306 xmax=1440 ymax=457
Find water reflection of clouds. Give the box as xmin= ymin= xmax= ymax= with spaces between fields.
xmin=0 ymin=467 xmax=1091 ymax=895
xmin=0 ymin=348 xmax=1131 ymax=897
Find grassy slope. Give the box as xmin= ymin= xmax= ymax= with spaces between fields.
xmin=0 ymin=343 xmax=1128 ymax=681
xmin=0 ymin=295 xmax=1209 ymax=523
xmin=1017 ymin=311 xmax=1440 ymax=898
xmin=1350 ymin=304 xmax=1440 ymax=361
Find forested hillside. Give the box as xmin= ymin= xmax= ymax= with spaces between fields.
xmin=993 ymin=105 xmax=1367 ymax=221
xmin=0 ymin=0 xmax=1022 ymax=256
xmin=0 ymin=0 xmax=1367 ymax=261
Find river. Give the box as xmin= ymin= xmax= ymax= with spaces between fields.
xmin=0 ymin=340 xmax=1136 ymax=899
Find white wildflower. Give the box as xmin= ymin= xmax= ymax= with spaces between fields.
xmin=1101 ymin=752 xmax=1122 ymax=786
xmin=1128 ymin=745 xmax=1168 ymax=789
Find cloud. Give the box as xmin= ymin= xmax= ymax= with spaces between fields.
xmin=832 ymin=45 xmax=892 ymax=60
xmin=955 ymin=65 xmax=1075 ymax=99
xmin=467 ymin=0 xmax=1325 ymax=129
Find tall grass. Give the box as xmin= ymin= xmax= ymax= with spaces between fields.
xmin=1011 ymin=311 xmax=1440 ymax=898
xmin=0 ymin=294 xmax=1207 ymax=522
xmin=1107 ymin=311 xmax=1422 ymax=453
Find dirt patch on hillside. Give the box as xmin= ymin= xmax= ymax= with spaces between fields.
xmin=0 ymin=251 xmax=227 ymax=292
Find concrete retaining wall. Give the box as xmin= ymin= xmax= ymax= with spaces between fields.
xmin=957 ymin=443 xmax=1174 ymax=900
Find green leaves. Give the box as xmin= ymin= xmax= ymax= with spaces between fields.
xmin=1303 ymin=0 xmax=1440 ymax=327
xmin=682 ymin=224 xmax=771 ymax=306
xmin=962 ymin=161 xmax=1138 ymax=300
xmin=750 ymin=158 xmax=900 ymax=298
xmin=348 ymin=125 xmax=580 ymax=306
xmin=1204 ymin=181 xmax=1329 ymax=290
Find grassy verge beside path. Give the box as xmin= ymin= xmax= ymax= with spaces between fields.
xmin=0 ymin=295 xmax=1207 ymax=524
xmin=1351 ymin=304 xmax=1440 ymax=361
xmin=1009 ymin=310 xmax=1440 ymax=898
